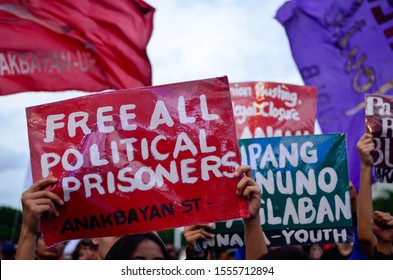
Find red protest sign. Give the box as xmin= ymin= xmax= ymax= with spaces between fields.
xmin=230 ymin=82 xmax=317 ymax=139
xmin=365 ymin=94 xmax=393 ymax=183
xmin=26 ymin=76 xmax=248 ymax=246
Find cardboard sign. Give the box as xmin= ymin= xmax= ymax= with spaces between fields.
xmin=203 ymin=134 xmax=353 ymax=248
xmin=26 ymin=76 xmax=249 ymax=246
xmin=230 ymin=81 xmax=317 ymax=139
xmin=365 ymin=94 xmax=393 ymax=183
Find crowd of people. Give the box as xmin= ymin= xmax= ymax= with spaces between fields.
xmin=1 ymin=133 xmax=392 ymax=260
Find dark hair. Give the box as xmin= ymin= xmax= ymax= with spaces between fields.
xmin=259 ymin=246 xmax=308 ymax=260
xmin=72 ymin=238 xmax=98 ymax=260
xmin=104 ymin=233 xmax=170 ymax=260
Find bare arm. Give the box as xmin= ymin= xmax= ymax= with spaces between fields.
xmin=235 ymin=165 xmax=267 ymax=260
xmin=15 ymin=178 xmax=63 ymax=260
xmin=356 ymin=133 xmax=377 ymax=259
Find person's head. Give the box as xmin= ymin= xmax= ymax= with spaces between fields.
xmin=1 ymin=241 xmax=16 ymax=260
xmin=91 ymin=236 xmax=121 ymax=260
xmin=260 ymin=246 xmax=308 ymax=260
xmin=104 ymin=232 xmax=170 ymax=260
xmin=165 ymin=243 xmax=177 ymax=260
xmin=72 ymin=239 xmax=98 ymax=260
xmin=308 ymin=244 xmax=323 ymax=260
xmin=214 ymin=248 xmax=236 ymax=260
xmin=35 ymin=235 xmax=66 ymax=260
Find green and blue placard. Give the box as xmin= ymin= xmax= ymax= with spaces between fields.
xmin=203 ymin=133 xmax=353 ymax=248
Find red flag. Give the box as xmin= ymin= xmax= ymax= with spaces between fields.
xmin=0 ymin=0 xmax=154 ymax=95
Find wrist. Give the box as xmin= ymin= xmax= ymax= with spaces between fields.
xmin=20 ymin=225 xmax=41 ymax=240
xmin=361 ymin=162 xmax=372 ymax=168
xmin=243 ymin=214 xmax=261 ymax=226
xmin=377 ymin=239 xmax=393 ymax=255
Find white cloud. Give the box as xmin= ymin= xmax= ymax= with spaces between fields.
xmin=146 ymin=0 xmax=302 ymax=85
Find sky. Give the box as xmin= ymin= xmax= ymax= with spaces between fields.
xmin=0 ymin=0 xmax=303 ymax=210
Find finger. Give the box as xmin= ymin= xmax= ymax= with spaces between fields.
xmin=363 ymin=133 xmax=373 ymax=140
xmin=193 ymin=223 xmax=213 ymax=229
xmin=44 ymin=191 xmax=64 ymax=206
xmin=199 ymin=231 xmax=214 ymax=239
xmin=236 ymin=176 xmax=256 ymax=195
xmin=27 ymin=189 xmax=64 ymax=206
xmin=236 ymin=176 xmax=247 ymax=195
xmin=183 ymin=226 xmax=200 ymax=236
xmin=183 ymin=224 xmax=209 ymax=232
xmin=359 ymin=142 xmax=374 ymax=150
xmin=189 ymin=231 xmax=214 ymax=241
xmin=234 ymin=165 xmax=252 ymax=178
xmin=185 ymin=231 xmax=214 ymax=242
xmin=244 ymin=166 xmax=253 ymax=178
xmin=43 ymin=198 xmax=59 ymax=217
xmin=32 ymin=204 xmax=54 ymax=218
xmin=28 ymin=198 xmax=59 ymax=217
xmin=240 ymin=184 xmax=260 ymax=198
xmin=184 ymin=227 xmax=214 ymax=238
xmin=363 ymin=141 xmax=375 ymax=147
xmin=365 ymin=143 xmax=375 ymax=149
xmin=28 ymin=178 xmax=58 ymax=192
xmin=386 ymin=219 xmax=393 ymax=226
xmin=183 ymin=227 xmax=209 ymax=237
xmin=380 ymin=212 xmax=392 ymax=222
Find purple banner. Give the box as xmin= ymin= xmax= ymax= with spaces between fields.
xmin=276 ymin=0 xmax=393 ymax=190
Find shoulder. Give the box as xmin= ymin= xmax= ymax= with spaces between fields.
xmin=373 ymin=246 xmax=393 ymax=260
